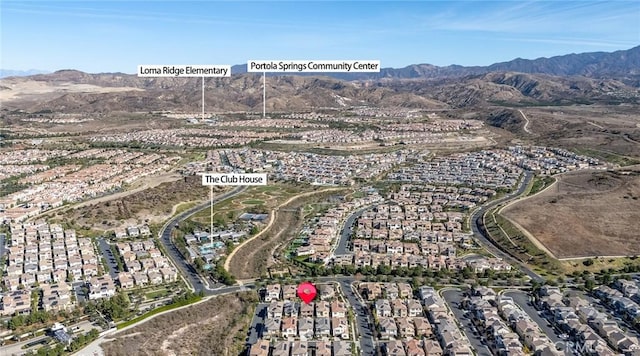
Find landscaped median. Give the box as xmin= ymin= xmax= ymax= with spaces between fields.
xmin=525 ymin=175 xmax=556 ymax=197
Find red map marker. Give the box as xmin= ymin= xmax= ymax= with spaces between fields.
xmin=297 ymin=281 xmax=317 ymax=304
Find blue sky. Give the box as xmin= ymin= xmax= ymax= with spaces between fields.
xmin=1 ymin=1 xmax=639 ymax=73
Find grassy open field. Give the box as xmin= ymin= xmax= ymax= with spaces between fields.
xmin=502 ymin=170 xmax=640 ymax=259
xmin=100 ymin=292 xmax=258 ymax=356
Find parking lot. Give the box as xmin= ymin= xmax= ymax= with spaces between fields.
xmin=97 ymin=237 xmax=119 ymax=279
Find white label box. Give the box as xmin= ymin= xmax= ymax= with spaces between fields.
xmin=138 ymin=65 xmax=231 ymax=77
xmin=247 ymin=60 xmax=380 ymax=73
xmin=201 ymin=173 xmax=267 ymax=186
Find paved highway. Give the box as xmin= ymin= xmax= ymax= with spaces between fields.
xmin=158 ymin=185 xmax=247 ymax=294
xmin=469 ymin=171 xmax=544 ymax=283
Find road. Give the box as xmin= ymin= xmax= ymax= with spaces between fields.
xmin=441 ymin=289 xmax=492 ymax=356
xmin=0 ymin=233 xmax=6 ymax=259
xmin=1 ymin=320 xmax=97 ymax=356
xmin=157 ymin=185 xmax=247 ymax=294
xmin=241 ymin=276 xmax=377 ymax=355
xmin=50 ymin=170 xmax=541 ymax=355
xmin=74 ymin=286 xmax=253 ymax=356
xmin=470 ymin=171 xmax=544 ymax=283
xmin=333 ymin=172 xmax=542 ymax=282
xmin=246 ymin=303 xmax=267 ymax=345
xmin=504 ymin=291 xmax=566 ymax=349
xmin=73 ymin=282 xmax=87 ymax=304
xmin=338 ymin=279 xmax=376 ymax=356
xmin=334 ymin=206 xmax=369 ymax=255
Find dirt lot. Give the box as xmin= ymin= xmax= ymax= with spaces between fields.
xmin=100 ymin=292 xmax=257 ymax=356
xmin=48 ymin=175 xmax=220 ymax=231
xmin=503 ymin=170 xmax=640 ymax=259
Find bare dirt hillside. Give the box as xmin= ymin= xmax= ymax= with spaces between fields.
xmin=100 ymin=292 xmax=258 ymax=356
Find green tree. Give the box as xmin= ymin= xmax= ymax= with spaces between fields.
xmin=376 ymin=264 xmax=392 ymax=275
xmin=584 ymin=278 xmax=595 ymax=291
xmin=8 ymin=315 xmax=25 ymax=330
xmin=193 ymin=257 xmax=206 ymax=272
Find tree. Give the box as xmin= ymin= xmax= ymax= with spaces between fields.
xmin=96 ymin=292 xmax=131 ymax=321
xmin=193 ymin=257 xmax=206 ymax=272
xmin=332 ymin=265 xmax=344 ymax=275
xmin=8 ymin=315 xmax=25 ymax=330
xmin=461 ymin=266 xmax=474 ymax=279
xmin=343 ymin=265 xmax=356 ymax=275
xmin=376 ymin=264 xmax=392 ymax=275
xmin=584 ymin=278 xmax=595 ymax=291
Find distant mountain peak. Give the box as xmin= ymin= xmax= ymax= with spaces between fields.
xmin=226 ymin=46 xmax=639 ymax=85
xmin=0 ymin=69 xmax=50 ymax=78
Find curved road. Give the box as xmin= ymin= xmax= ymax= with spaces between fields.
xmin=153 ymin=174 xmax=543 ymax=356
xmin=156 ymin=186 xmax=377 ymax=353
xmin=334 ymin=206 xmax=371 ymax=255
xmin=158 ymin=185 xmax=247 ymax=295
xmin=470 ymin=171 xmax=545 ymax=283
xmin=331 ymin=171 xmax=543 ymax=282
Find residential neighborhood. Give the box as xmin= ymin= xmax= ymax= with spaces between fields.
xmin=0 ymin=108 xmax=626 ymax=356
xmin=1 ymin=221 xmax=101 ymax=315
xmin=0 ymin=149 xmax=179 ymax=223
xmin=249 ymin=283 xmax=357 ymax=356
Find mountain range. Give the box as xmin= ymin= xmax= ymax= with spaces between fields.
xmin=0 ymin=69 xmax=50 ymax=78
xmin=1 ymin=46 xmax=638 ymax=113
xmin=232 ymin=45 xmax=640 ymax=85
